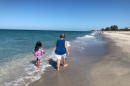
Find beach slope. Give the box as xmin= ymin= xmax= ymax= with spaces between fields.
xmin=30 ymin=31 xmax=130 ymax=86
xmin=89 ymin=31 xmax=130 ymax=86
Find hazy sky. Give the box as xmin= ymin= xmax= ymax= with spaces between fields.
xmin=0 ymin=0 xmax=130 ymax=30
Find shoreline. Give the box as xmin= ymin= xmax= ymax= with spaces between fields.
xmin=29 ymin=32 xmax=108 ymax=86
xmin=29 ymin=31 xmax=130 ymax=86
xmin=0 ymin=30 xmax=92 ymax=86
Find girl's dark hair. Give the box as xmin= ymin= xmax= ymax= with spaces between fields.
xmin=34 ymin=41 xmax=42 ymax=52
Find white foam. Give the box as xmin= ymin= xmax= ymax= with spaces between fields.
xmin=67 ymin=41 xmax=71 ymax=47
xmin=71 ymin=32 xmax=107 ymax=52
xmin=1 ymin=47 xmax=56 ymax=86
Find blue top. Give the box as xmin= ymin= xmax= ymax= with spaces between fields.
xmin=55 ymin=40 xmax=66 ymax=55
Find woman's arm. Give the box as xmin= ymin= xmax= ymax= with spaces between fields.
xmin=65 ymin=41 xmax=70 ymax=56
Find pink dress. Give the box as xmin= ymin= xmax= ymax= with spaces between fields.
xmin=33 ymin=48 xmax=44 ymax=59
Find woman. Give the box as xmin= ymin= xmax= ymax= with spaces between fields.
xmin=55 ymin=34 xmax=70 ymax=71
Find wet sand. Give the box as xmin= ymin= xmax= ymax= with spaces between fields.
xmin=29 ymin=46 xmax=107 ymax=86
xmin=29 ymin=32 xmax=108 ymax=86
xmin=30 ymin=31 xmax=130 ymax=86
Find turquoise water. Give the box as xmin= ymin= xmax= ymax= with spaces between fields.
xmin=0 ymin=30 xmax=91 ymax=63
xmin=0 ymin=30 xmax=93 ymax=86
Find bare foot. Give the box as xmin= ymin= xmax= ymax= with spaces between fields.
xmin=63 ymin=64 xmax=68 ymax=67
xmin=57 ymin=69 xmax=59 ymax=72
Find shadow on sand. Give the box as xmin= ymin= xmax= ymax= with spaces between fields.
xmin=48 ymin=59 xmax=57 ymax=70
xmin=48 ymin=59 xmax=63 ymax=70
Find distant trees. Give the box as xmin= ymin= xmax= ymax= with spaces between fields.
xmin=120 ymin=27 xmax=130 ymax=31
xmin=110 ymin=25 xmax=118 ymax=31
xmin=106 ymin=27 xmax=111 ymax=31
xmin=101 ymin=25 xmax=130 ymax=31
xmin=102 ymin=25 xmax=118 ymax=31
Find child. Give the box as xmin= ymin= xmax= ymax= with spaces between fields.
xmin=33 ymin=41 xmax=45 ymax=68
xmin=55 ymin=34 xmax=70 ymax=71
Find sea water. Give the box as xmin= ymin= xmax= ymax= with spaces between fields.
xmin=0 ymin=30 xmax=106 ymax=86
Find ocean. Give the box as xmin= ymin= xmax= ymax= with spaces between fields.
xmin=0 ymin=30 xmax=107 ymax=86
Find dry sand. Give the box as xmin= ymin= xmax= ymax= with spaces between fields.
xmin=89 ymin=31 xmax=130 ymax=86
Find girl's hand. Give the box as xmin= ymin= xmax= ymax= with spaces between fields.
xmin=33 ymin=52 xmax=36 ymax=56
xmin=43 ymin=52 xmax=45 ymax=54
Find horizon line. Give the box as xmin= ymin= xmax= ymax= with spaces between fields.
xmin=0 ymin=28 xmax=92 ymax=31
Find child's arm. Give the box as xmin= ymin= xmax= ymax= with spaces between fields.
xmin=42 ymin=48 xmax=45 ymax=54
xmin=32 ymin=51 xmax=36 ymax=56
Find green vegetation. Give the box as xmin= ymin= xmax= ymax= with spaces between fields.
xmin=101 ymin=25 xmax=130 ymax=31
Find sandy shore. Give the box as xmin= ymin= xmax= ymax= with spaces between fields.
xmin=29 ymin=32 xmax=108 ymax=86
xmin=30 ymin=31 xmax=130 ymax=86
xmin=89 ymin=31 xmax=130 ymax=86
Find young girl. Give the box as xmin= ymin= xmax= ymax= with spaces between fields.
xmin=55 ymin=34 xmax=70 ymax=71
xmin=33 ymin=41 xmax=45 ymax=68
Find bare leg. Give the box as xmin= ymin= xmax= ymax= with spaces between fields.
xmin=63 ymin=58 xmax=66 ymax=65
xmin=63 ymin=58 xmax=68 ymax=67
xmin=36 ymin=59 xmax=40 ymax=68
xmin=37 ymin=59 xmax=40 ymax=67
xmin=36 ymin=60 xmax=38 ymax=67
xmin=57 ymin=59 xmax=60 ymax=71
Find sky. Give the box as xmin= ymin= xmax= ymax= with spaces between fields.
xmin=0 ymin=0 xmax=130 ymax=31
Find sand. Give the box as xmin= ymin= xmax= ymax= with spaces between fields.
xmin=30 ymin=31 xmax=130 ymax=86
xmin=89 ymin=31 xmax=130 ymax=86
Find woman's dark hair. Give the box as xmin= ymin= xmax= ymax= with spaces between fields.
xmin=34 ymin=41 xmax=42 ymax=52
xmin=60 ymin=34 xmax=65 ymax=38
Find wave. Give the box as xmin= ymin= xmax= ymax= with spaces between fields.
xmin=70 ymin=32 xmax=107 ymax=52
xmin=0 ymin=40 xmax=71 ymax=86
xmin=0 ymin=47 xmax=56 ymax=86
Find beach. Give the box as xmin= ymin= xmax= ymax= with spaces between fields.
xmin=30 ymin=31 xmax=130 ymax=86
xmin=1 ymin=30 xmax=130 ymax=86
xmin=0 ymin=0 xmax=130 ymax=86
xmin=29 ymin=32 xmax=107 ymax=86
xmin=1 ymin=30 xmax=103 ymax=86
xmin=89 ymin=31 xmax=130 ymax=86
